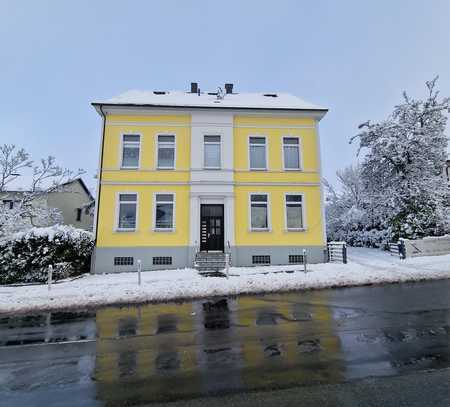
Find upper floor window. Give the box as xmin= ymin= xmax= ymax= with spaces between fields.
xmin=283 ymin=137 xmax=301 ymax=170
xmin=154 ymin=193 xmax=174 ymax=230
xmin=249 ymin=137 xmax=267 ymax=170
xmin=157 ymin=135 xmax=175 ymax=169
xmin=117 ymin=193 xmax=137 ymax=231
xmin=285 ymin=194 xmax=304 ymax=230
xmin=204 ymin=135 xmax=221 ymax=169
xmin=250 ymin=194 xmax=269 ymax=230
xmin=121 ymin=134 xmax=140 ymax=169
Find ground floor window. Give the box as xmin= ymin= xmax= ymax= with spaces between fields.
xmin=117 ymin=193 xmax=137 ymax=230
xmin=250 ymin=194 xmax=269 ymax=230
xmin=154 ymin=193 xmax=175 ymax=230
xmin=285 ymin=194 xmax=304 ymax=230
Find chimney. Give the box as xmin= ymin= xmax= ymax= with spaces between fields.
xmin=190 ymin=82 xmax=198 ymax=93
xmin=225 ymin=83 xmax=234 ymax=94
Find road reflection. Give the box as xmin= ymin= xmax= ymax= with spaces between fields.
xmin=94 ymin=292 xmax=345 ymax=404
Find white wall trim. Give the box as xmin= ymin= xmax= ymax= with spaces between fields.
xmin=315 ymin=121 xmax=327 ymax=243
xmin=102 ymin=180 xmax=321 ymax=187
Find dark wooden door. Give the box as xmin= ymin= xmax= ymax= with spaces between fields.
xmin=200 ymin=204 xmax=224 ymax=252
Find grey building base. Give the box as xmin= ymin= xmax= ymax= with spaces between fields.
xmin=92 ymin=245 xmax=327 ymax=274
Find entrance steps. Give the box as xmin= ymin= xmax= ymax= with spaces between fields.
xmin=194 ymin=252 xmax=228 ymax=273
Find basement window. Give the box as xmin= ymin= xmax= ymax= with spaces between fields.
xmin=114 ymin=257 xmax=134 ymax=266
xmin=153 ymin=256 xmax=172 ymax=265
xmin=153 ymin=91 xmax=167 ymax=95
xmin=263 ymin=93 xmax=278 ymax=97
xmin=289 ymin=255 xmax=304 ymax=264
xmin=252 ymin=255 xmax=271 ymax=265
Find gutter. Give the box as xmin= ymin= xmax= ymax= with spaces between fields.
xmin=94 ymin=105 xmax=106 ymax=243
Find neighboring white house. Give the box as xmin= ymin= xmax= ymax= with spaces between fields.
xmin=1 ymin=178 xmax=94 ymax=230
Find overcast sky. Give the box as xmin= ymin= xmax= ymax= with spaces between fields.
xmin=1 ymin=0 xmax=449 ymax=192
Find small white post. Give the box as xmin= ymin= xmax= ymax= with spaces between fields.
xmin=48 ymin=265 xmax=53 ymax=291
xmin=137 ymin=259 xmax=142 ymax=286
xmin=225 ymin=253 xmax=230 ymax=279
xmin=303 ymin=249 xmax=307 ymax=273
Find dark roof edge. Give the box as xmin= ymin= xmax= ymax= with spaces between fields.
xmin=91 ymin=102 xmax=328 ymax=113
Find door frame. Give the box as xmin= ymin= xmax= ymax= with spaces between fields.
xmin=200 ymin=204 xmax=224 ymax=252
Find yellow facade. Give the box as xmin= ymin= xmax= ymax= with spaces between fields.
xmin=94 ymin=105 xmax=326 ymax=270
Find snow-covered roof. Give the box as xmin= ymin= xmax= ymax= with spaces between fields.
xmin=93 ymin=90 xmax=327 ymax=112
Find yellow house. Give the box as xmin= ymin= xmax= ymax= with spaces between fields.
xmin=92 ymin=83 xmax=327 ymax=273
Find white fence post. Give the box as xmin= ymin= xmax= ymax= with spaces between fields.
xmin=303 ymin=249 xmax=307 ymax=273
xmin=137 ymin=259 xmax=142 ymax=286
xmin=47 ymin=265 xmax=53 ymax=291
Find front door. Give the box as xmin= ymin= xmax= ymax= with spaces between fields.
xmin=200 ymin=204 xmax=224 ymax=252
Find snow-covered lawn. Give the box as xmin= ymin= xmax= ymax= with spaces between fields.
xmin=1 ymin=247 xmax=449 ymax=314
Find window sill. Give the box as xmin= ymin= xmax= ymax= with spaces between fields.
xmin=249 ymin=228 xmax=271 ymax=232
xmin=285 ymin=228 xmax=307 ymax=232
xmin=203 ymin=167 xmax=222 ymax=170
xmin=153 ymin=228 xmax=175 ymax=233
xmin=249 ymin=168 xmax=268 ymax=171
xmin=120 ymin=167 xmax=139 ymax=170
xmin=115 ymin=228 xmax=137 ymax=233
xmin=157 ymin=167 xmax=175 ymax=170
xmin=283 ymin=168 xmax=303 ymax=171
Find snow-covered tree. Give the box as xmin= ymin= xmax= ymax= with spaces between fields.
xmin=350 ymin=77 xmax=449 ymax=240
xmin=0 ymin=144 xmax=84 ymax=239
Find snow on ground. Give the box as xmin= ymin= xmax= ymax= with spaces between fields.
xmin=1 ymin=247 xmax=449 ymax=314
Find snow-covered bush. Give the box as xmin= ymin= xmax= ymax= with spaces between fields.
xmin=0 ymin=225 xmax=94 ymax=284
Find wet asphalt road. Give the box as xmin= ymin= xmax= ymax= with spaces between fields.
xmin=0 ymin=280 xmax=449 ymax=406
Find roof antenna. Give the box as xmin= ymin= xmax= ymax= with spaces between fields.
xmin=217 ymin=87 xmax=224 ymax=100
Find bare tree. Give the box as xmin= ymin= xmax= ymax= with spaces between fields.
xmin=0 ymin=144 xmax=85 ymax=237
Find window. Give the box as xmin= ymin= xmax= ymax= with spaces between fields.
xmin=121 ymin=134 xmax=140 ymax=168
xmin=285 ymin=194 xmax=304 ymax=230
xmin=283 ymin=137 xmax=301 ymax=170
xmin=2 ymin=200 xmax=13 ymax=210
xmin=204 ymin=135 xmax=221 ymax=168
xmin=155 ymin=194 xmax=174 ymax=230
xmin=76 ymin=208 xmax=82 ymax=222
xmin=153 ymin=256 xmax=172 ymax=265
xmin=114 ymin=257 xmax=134 ymax=266
xmin=249 ymin=137 xmax=267 ymax=170
xmin=117 ymin=193 xmax=137 ymax=230
xmin=250 ymin=194 xmax=269 ymax=230
xmin=157 ymin=135 xmax=175 ymax=169
xmin=252 ymin=255 xmax=270 ymax=265
xmin=289 ymin=254 xmax=304 ymax=264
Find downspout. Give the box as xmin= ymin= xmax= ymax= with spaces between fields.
xmin=94 ymin=105 xmax=106 ymax=242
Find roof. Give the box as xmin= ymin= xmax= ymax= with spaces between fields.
xmin=92 ymin=90 xmax=327 ymax=113
xmin=2 ymin=178 xmax=94 ymax=201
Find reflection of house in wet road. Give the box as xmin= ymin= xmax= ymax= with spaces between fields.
xmin=94 ymin=294 xmax=345 ymax=404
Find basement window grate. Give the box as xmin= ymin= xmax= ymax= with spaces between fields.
xmin=153 ymin=256 xmax=172 ymax=265
xmin=252 ymin=255 xmax=271 ymax=265
xmin=289 ymin=255 xmax=304 ymax=264
xmin=114 ymin=257 xmax=134 ymax=266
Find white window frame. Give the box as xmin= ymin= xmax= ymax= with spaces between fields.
xmin=203 ymin=135 xmax=222 ymax=169
xmin=156 ymin=134 xmax=176 ymax=170
xmin=284 ymin=193 xmax=306 ymax=231
xmin=248 ymin=135 xmax=268 ymax=171
xmin=152 ymin=192 xmax=176 ymax=232
xmin=282 ymin=136 xmax=303 ymax=171
xmin=120 ymin=133 xmax=141 ymax=169
xmin=248 ymin=192 xmax=271 ymax=231
xmin=115 ymin=192 xmax=139 ymax=232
